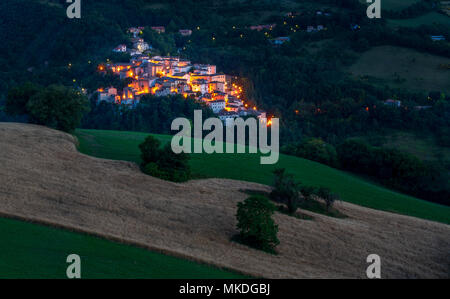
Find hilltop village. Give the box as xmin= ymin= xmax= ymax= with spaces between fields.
xmin=97 ymin=27 xmax=267 ymax=124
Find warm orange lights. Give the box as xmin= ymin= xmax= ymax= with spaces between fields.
xmin=151 ymin=86 xmax=159 ymax=94
xmin=98 ymin=56 xmax=267 ymax=116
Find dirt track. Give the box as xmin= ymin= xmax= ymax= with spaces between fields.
xmin=0 ymin=123 xmax=449 ymax=278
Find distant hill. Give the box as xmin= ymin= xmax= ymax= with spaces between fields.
xmin=387 ymin=12 xmax=450 ymax=27
xmin=359 ymin=0 xmax=422 ymax=11
xmin=347 ymin=46 xmax=450 ymax=93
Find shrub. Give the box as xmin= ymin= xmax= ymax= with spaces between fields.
xmin=270 ymin=168 xmax=301 ymax=214
xmin=143 ymin=162 xmax=169 ymax=180
xmin=139 ymin=137 xmax=191 ymax=182
xmin=158 ymin=144 xmax=191 ymax=182
xmin=300 ymin=186 xmax=316 ymax=201
xmin=236 ymin=196 xmax=279 ymax=253
xmin=316 ymin=187 xmax=339 ymax=211
xmin=282 ymin=138 xmax=339 ymax=168
xmin=139 ymin=135 xmax=161 ymax=165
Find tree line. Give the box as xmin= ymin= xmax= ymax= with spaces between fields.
xmin=283 ymin=138 xmax=450 ymax=206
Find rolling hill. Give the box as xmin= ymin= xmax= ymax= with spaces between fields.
xmin=359 ymin=0 xmax=422 ymax=11
xmin=1 ymin=122 xmax=449 ymax=278
xmin=347 ymin=46 xmax=450 ymax=94
xmin=75 ymin=129 xmax=450 ymax=224
xmin=387 ymin=11 xmax=450 ymax=27
xmin=0 ymin=217 xmax=244 ymax=279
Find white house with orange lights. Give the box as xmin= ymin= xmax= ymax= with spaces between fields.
xmin=209 ymin=100 xmax=227 ymax=113
xmin=99 ymin=31 xmax=268 ymax=122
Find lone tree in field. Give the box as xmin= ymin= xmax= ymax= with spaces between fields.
xmin=270 ymin=168 xmax=301 ymax=214
xmin=236 ymin=196 xmax=279 ymax=253
xmin=139 ymin=135 xmax=191 ymax=182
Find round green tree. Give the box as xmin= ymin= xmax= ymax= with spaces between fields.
xmin=236 ymin=196 xmax=279 ymax=253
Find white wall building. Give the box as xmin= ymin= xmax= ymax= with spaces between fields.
xmin=209 ymin=100 xmax=226 ymax=113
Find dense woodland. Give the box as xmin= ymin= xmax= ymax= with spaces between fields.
xmin=81 ymin=94 xmax=215 ymax=133
xmin=1 ymin=0 xmax=449 ymax=204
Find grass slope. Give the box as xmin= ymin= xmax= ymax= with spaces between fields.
xmin=359 ymin=0 xmax=421 ymax=11
xmin=387 ymin=12 xmax=450 ymax=27
xmin=347 ymin=46 xmax=450 ymax=93
xmin=0 ymin=217 xmax=245 ymax=279
xmin=358 ymin=131 xmax=450 ymax=162
xmin=75 ymin=129 xmax=450 ymax=224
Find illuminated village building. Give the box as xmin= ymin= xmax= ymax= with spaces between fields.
xmin=272 ymin=37 xmax=290 ymax=45
xmin=249 ymin=24 xmax=276 ymax=31
xmin=130 ymin=38 xmax=150 ymax=54
xmin=99 ymin=28 xmax=268 ymax=122
xmin=209 ymin=100 xmax=226 ymax=113
xmin=128 ymin=27 xmax=145 ymax=38
xmin=113 ymin=44 xmax=127 ymax=53
xmin=98 ymin=87 xmax=118 ymax=103
xmin=151 ymin=26 xmax=165 ymax=34
xmin=179 ymin=29 xmax=192 ymax=36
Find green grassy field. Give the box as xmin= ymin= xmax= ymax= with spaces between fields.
xmin=358 ymin=0 xmax=421 ymax=11
xmin=359 ymin=131 xmax=450 ymax=162
xmin=0 ymin=217 xmax=246 ymax=279
xmin=75 ymin=129 xmax=450 ymax=224
xmin=347 ymin=46 xmax=450 ymax=94
xmin=387 ymin=12 xmax=450 ymax=27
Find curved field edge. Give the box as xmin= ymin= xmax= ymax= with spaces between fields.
xmin=74 ymin=129 xmax=450 ymax=225
xmin=0 ymin=214 xmax=248 ymax=279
